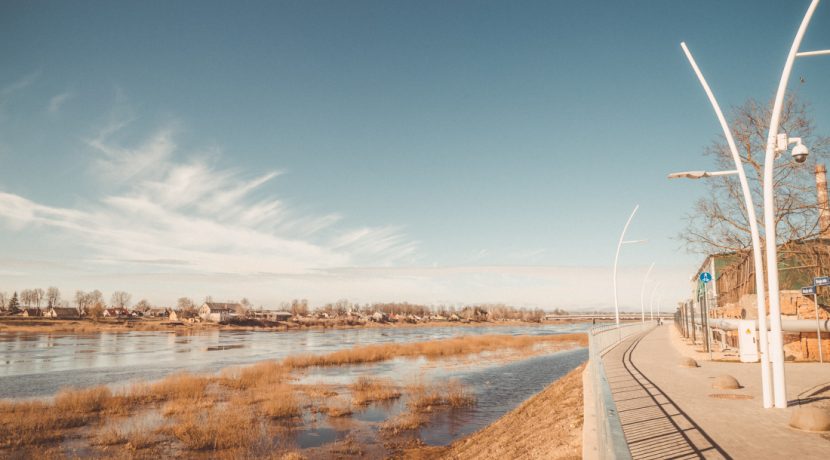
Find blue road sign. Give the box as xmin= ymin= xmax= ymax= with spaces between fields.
xmin=815 ymin=276 xmax=830 ymax=286
xmin=802 ymin=286 xmax=817 ymax=295
xmin=699 ymin=272 xmax=712 ymax=284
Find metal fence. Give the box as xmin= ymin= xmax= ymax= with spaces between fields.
xmin=587 ymin=321 xmax=653 ymax=460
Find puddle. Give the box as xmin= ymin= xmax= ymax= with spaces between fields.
xmin=352 ymin=399 xmax=405 ymax=423
xmin=295 ymin=427 xmax=346 ymax=448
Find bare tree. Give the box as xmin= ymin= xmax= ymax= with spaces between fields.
xmin=0 ymin=291 xmax=8 ymax=310
xmin=33 ymin=288 xmax=44 ymax=308
xmin=177 ymin=297 xmax=195 ymax=312
xmin=75 ymin=290 xmax=89 ymax=315
xmin=88 ymin=290 xmax=104 ymax=306
xmin=111 ymin=291 xmax=132 ymax=309
xmin=46 ymin=287 xmax=61 ymax=308
xmin=237 ymin=298 xmax=251 ymax=315
xmin=681 ymin=95 xmax=830 ymax=254
xmin=88 ymin=301 xmax=105 ymax=318
xmin=20 ymin=289 xmax=32 ymax=307
xmin=134 ymin=299 xmax=152 ymax=312
xmin=290 ymin=299 xmax=309 ymax=316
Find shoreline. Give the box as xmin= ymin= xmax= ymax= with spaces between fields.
xmin=406 ymin=362 xmax=586 ymax=459
xmin=0 ymin=317 xmax=592 ymax=334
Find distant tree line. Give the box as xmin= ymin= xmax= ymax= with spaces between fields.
xmin=1 ymin=288 xmax=566 ymax=322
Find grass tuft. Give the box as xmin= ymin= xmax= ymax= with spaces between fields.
xmin=259 ymin=385 xmax=301 ymax=419
xmin=350 ymin=377 xmax=401 ymax=405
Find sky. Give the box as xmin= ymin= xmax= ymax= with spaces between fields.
xmin=1 ymin=1 xmax=829 ymax=311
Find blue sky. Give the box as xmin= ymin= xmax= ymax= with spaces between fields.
xmin=1 ymin=1 xmax=829 ymax=310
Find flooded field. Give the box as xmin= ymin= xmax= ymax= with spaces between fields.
xmin=0 ymin=323 xmax=589 ymax=456
xmin=0 ymin=323 xmax=589 ymax=399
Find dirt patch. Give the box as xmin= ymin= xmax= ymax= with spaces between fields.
xmin=404 ymin=363 xmax=586 ymax=460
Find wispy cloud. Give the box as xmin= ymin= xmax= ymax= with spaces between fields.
xmin=0 ymin=71 xmax=40 ymax=101
xmin=47 ymin=91 xmax=73 ymax=113
xmin=0 ymin=118 xmax=418 ymax=278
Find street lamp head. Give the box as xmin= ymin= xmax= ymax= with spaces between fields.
xmin=668 ymin=171 xmax=707 ymax=180
xmin=791 ymin=141 xmax=809 ymax=163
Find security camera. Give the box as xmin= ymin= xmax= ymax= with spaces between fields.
xmin=792 ymin=142 xmax=809 ymax=163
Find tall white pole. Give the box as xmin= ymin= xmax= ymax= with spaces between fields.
xmin=814 ymin=293 xmax=824 ymax=363
xmin=640 ymin=262 xmax=655 ymax=323
xmin=656 ymin=293 xmax=663 ymax=318
xmin=613 ymin=204 xmax=639 ymax=335
xmin=649 ymin=281 xmax=661 ymax=321
xmin=762 ymin=0 xmax=821 ymax=409
xmin=681 ymin=42 xmax=773 ymax=408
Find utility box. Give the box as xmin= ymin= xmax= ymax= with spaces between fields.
xmin=738 ymin=320 xmax=759 ymax=363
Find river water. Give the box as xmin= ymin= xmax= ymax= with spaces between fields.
xmin=1 ymin=323 xmax=588 ymax=399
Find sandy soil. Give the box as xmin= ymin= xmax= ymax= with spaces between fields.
xmin=406 ymin=363 xmax=586 ymax=460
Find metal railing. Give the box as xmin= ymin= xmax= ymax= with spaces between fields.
xmin=587 ymin=321 xmax=653 ymax=460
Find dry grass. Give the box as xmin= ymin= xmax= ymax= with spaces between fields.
xmin=54 ymin=386 xmax=112 ymax=413
xmin=0 ymin=332 xmax=584 ymax=456
xmin=444 ymin=379 xmax=477 ymax=408
xmin=162 ymin=398 xmax=215 ymax=417
xmin=380 ymin=411 xmax=428 ymax=434
xmin=350 ymin=377 xmax=401 ymax=405
xmin=280 ymin=453 xmax=308 ymax=460
xmin=221 ymin=361 xmax=288 ymax=390
xmin=170 ymin=405 xmax=262 ymax=450
xmin=124 ymin=427 xmax=158 ymax=451
xmin=282 ymin=333 xmax=586 ymax=369
xmin=318 ymin=397 xmax=353 ymax=417
xmin=407 ymin=379 xmax=475 ymax=411
xmin=0 ymin=400 xmax=90 ymax=448
xmin=379 ymin=378 xmax=475 ymax=437
xmin=94 ymin=426 xmax=127 ymax=446
xmin=413 ymin=364 xmax=587 ymax=459
xmin=259 ymin=385 xmax=301 ymax=419
xmin=145 ymin=373 xmax=211 ymax=402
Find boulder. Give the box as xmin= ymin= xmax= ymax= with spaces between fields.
xmin=711 ymin=374 xmax=741 ymax=390
xmin=789 ymin=406 xmax=830 ymax=432
xmin=679 ymin=357 xmax=699 ymax=368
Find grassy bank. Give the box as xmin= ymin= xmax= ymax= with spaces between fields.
xmin=408 ymin=363 xmax=586 ymax=459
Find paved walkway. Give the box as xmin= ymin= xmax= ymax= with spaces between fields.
xmin=603 ymin=325 xmax=830 ymax=460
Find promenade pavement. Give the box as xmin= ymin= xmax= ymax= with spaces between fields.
xmin=603 ymin=324 xmax=830 ymax=459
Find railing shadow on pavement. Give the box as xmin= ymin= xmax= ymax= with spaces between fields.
xmin=585 ymin=321 xmax=654 ymax=460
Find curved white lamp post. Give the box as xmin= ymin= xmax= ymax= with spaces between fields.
xmin=676 ymin=42 xmax=773 ymax=408
xmin=640 ymin=262 xmax=655 ymax=323
xmin=613 ymin=204 xmax=646 ymax=338
xmin=762 ymin=0 xmax=829 ymax=409
xmin=649 ymin=281 xmax=661 ymax=321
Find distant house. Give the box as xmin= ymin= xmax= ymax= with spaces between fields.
xmin=22 ymin=308 xmax=42 ymax=317
xmin=249 ymin=310 xmax=292 ymax=322
xmin=169 ymin=310 xmax=198 ymax=322
xmin=370 ymin=312 xmax=388 ymax=322
xmin=47 ymin=307 xmax=80 ymax=319
xmin=103 ymin=308 xmax=130 ymax=318
xmin=146 ymin=308 xmax=169 ymax=318
xmin=198 ymin=302 xmax=240 ymax=322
